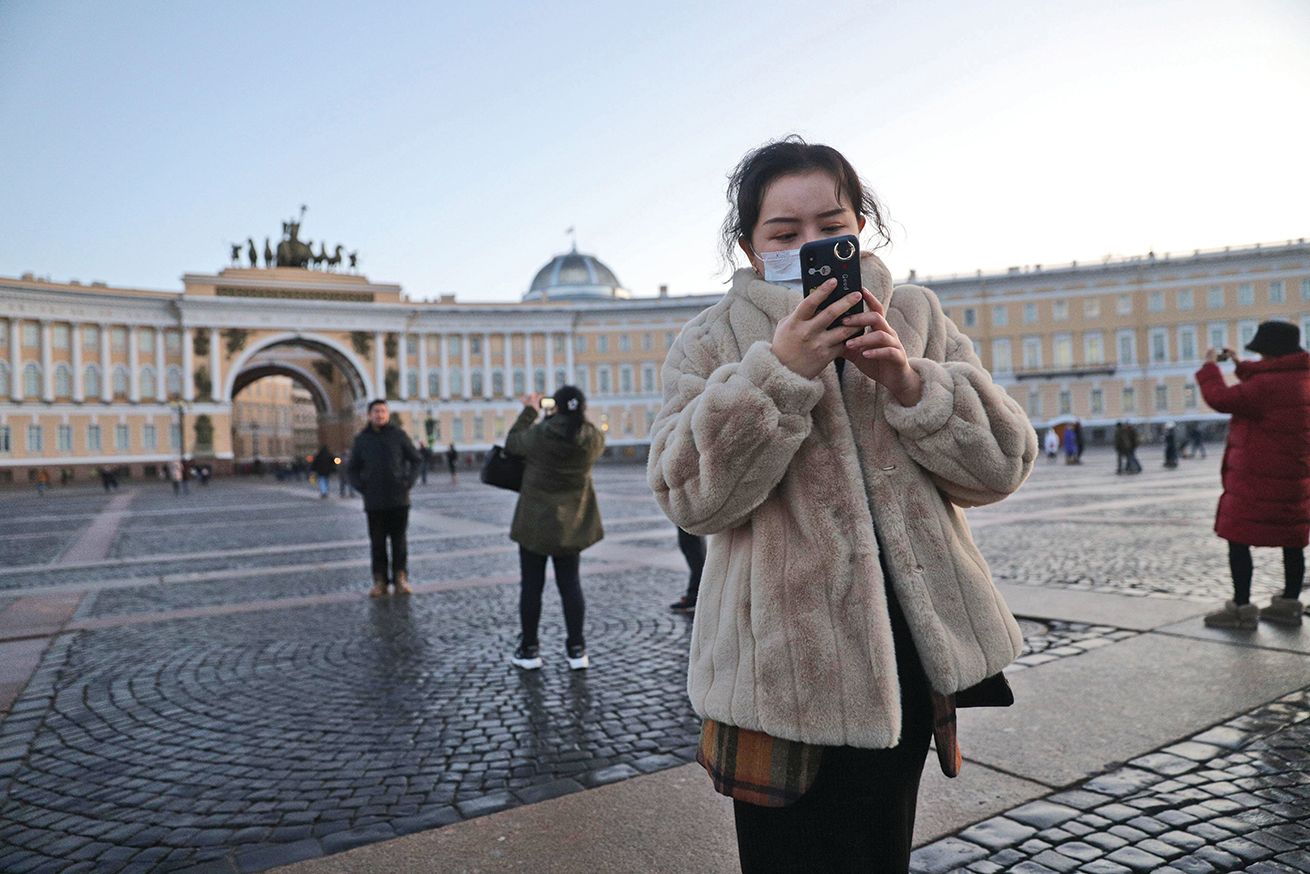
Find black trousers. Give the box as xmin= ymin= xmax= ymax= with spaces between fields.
xmin=732 ymin=567 xmax=933 ymax=873
xmin=519 ymin=547 xmax=585 ymax=649
xmin=1228 ymin=540 xmax=1305 ymax=603
xmin=677 ymin=527 xmax=706 ymax=600
xmin=367 ymin=507 xmax=409 ymax=580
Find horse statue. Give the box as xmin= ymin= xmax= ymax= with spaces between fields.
xmin=313 ymin=241 xmax=329 ymax=270
xmin=263 ymin=237 xmax=274 ymax=267
xmin=326 ymin=245 xmax=344 ymax=271
xmin=230 ymin=243 xmax=242 ymax=265
xmin=247 ymin=238 xmax=258 ymax=267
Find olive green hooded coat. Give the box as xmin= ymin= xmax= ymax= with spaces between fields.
xmin=507 ymin=406 xmax=606 ymax=556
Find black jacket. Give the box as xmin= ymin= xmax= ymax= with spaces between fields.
xmin=348 ymin=424 xmax=422 ymax=511
xmin=310 ymin=449 xmax=336 ymax=476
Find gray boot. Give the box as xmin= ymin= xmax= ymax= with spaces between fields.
xmin=1258 ymin=596 xmax=1304 ymax=627
xmin=1203 ymin=600 xmax=1258 ymax=630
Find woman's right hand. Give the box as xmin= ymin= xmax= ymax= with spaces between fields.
xmin=771 ymin=280 xmax=864 ymax=379
xmin=521 ymin=392 xmax=543 ymax=408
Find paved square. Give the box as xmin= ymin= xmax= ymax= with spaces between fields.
xmin=1 ymin=448 xmax=1306 ymax=873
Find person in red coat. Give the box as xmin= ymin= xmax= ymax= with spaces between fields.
xmin=1196 ymin=320 xmax=1310 ymax=629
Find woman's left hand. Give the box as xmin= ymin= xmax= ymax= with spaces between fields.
xmin=840 ymin=288 xmax=923 ymax=406
xmin=521 ymin=392 xmax=543 ymax=409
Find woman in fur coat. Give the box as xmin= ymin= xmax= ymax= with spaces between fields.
xmin=648 ymin=137 xmax=1037 ymax=872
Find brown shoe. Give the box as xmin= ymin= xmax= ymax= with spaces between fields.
xmin=369 ymin=575 xmax=388 ymax=598
xmin=1258 ymin=596 xmax=1304 ymax=627
xmin=394 ymin=570 xmax=413 ymax=595
xmin=1203 ymin=600 xmax=1258 ymax=630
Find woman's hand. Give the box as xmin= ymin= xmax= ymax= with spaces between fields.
xmin=521 ymin=392 xmax=543 ymax=409
xmin=840 ymin=288 xmax=923 ymax=406
xmin=772 ymin=280 xmax=864 ymax=380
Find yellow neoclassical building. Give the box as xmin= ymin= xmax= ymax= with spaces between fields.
xmin=2 ymin=237 xmax=1308 ymax=484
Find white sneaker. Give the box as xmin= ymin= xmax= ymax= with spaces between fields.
xmin=566 ymin=645 xmax=589 ymax=671
xmin=511 ymin=642 xmax=542 ymax=670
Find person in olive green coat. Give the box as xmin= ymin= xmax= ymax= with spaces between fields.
xmin=506 ymin=385 xmax=605 ymax=671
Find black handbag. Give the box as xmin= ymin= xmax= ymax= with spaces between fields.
xmin=954 ymin=672 xmax=1014 ymax=709
xmin=480 ymin=445 xmax=524 ymax=492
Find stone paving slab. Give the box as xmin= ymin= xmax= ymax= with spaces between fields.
xmin=1155 ymin=616 xmax=1310 ymax=655
xmin=997 ymin=583 xmax=1210 ymax=631
xmin=960 ymin=630 xmax=1310 ymax=788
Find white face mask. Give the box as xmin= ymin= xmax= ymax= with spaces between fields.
xmin=754 ymin=246 xmax=802 ymax=290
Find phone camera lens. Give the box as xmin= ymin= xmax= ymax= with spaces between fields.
xmin=834 ymin=240 xmax=856 ymax=261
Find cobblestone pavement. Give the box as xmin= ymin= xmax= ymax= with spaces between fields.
xmin=0 ymin=447 xmax=1306 ymax=872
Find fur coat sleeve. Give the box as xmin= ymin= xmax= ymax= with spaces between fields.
xmin=882 ymin=288 xmax=1038 ymax=507
xmin=647 ymin=304 xmax=825 ymax=535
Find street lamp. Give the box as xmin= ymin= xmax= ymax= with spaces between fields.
xmin=173 ymin=400 xmax=188 ymax=470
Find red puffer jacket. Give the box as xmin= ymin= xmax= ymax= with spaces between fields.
xmin=1196 ymin=351 xmax=1310 ymax=548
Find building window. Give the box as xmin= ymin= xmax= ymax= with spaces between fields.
xmin=87 ymin=424 xmax=101 ymax=451
xmin=493 ymin=371 xmax=507 ymax=396
xmin=452 ymin=418 xmax=465 ymax=442
xmin=0 ymin=362 xmax=8 ymax=396
xmin=597 ymin=335 xmax=609 ymax=353
xmin=1177 ymin=326 xmax=1197 ymax=362
xmin=1155 ymin=384 xmax=1168 ymax=411
xmin=166 ymin=331 xmax=181 ymax=353
xmin=1058 ymin=390 xmax=1071 ymax=415
xmin=143 ymin=424 xmax=157 ymax=450
xmin=448 ymin=335 xmax=462 ymax=356
xmin=1083 ymin=298 xmax=1100 ymax=319
xmin=1027 ymin=389 xmax=1041 ymax=418
xmin=1208 ymin=286 xmax=1224 ymax=309
xmin=619 ymin=335 xmax=631 ymax=352
xmin=1238 ymin=283 xmax=1254 ymax=306
xmin=1052 ymin=301 xmax=1068 ymax=322
xmin=1238 ymin=320 xmax=1258 ymax=348
xmin=1123 ymin=386 xmax=1136 ymax=413
xmin=991 ymin=338 xmax=1012 ymax=374
xmin=428 ymin=372 xmax=441 ymax=396
xmin=1117 ymin=330 xmax=1136 ymax=366
xmin=598 ymin=367 xmax=612 ymax=394
xmin=84 ymin=325 xmax=99 ymax=347
xmin=620 ymin=365 xmax=634 ymax=394
xmin=554 ymin=335 xmax=567 ymax=355
xmin=963 ymin=308 xmax=977 ymax=328
xmin=1091 ymin=388 xmax=1103 ymax=414
xmin=113 ymin=367 xmax=129 ymax=398
xmin=1148 ymin=291 xmax=1164 ymax=313
xmin=1116 ymin=295 xmax=1132 ymax=315
xmin=574 ymin=365 xmax=589 ymax=393
xmin=1022 ymin=337 xmax=1042 ymax=370
xmin=139 ymin=366 xmax=156 ymax=398
xmin=449 ymin=370 xmax=463 ymax=395
xmin=139 ymin=328 xmax=154 ymax=355
xmin=0 ymin=425 xmax=9 ymax=453
xmin=166 ymin=367 xmax=183 ymax=398
xmin=85 ymin=365 xmax=101 ymax=397
xmin=406 ymin=371 xmax=418 ymax=397
xmin=55 ymin=364 xmax=72 ymax=397
xmin=1208 ymin=323 xmax=1228 ymax=351
xmin=470 ymin=336 xmax=482 ymax=355
xmin=666 ymin=331 xmax=676 ymax=348
xmin=991 ymin=305 xmax=1008 ymax=327
xmin=1053 ymin=334 xmax=1073 ymax=368
xmin=1184 ymin=384 xmax=1197 ymax=408
xmin=554 ymin=368 xmax=566 ymax=390
xmin=642 ymin=333 xmax=653 ymax=351
xmin=27 ymin=425 xmax=43 ymax=452
xmin=642 ymin=363 xmax=657 ymax=392
xmin=1302 ymin=279 xmax=1310 ymax=302
xmin=24 ymin=363 xmax=41 ymax=396
xmin=508 ymin=369 xmax=521 ymax=396
xmin=115 ymin=424 xmax=130 ymax=450
xmin=23 ymin=323 xmax=38 ymax=347
xmin=53 ymin=324 xmax=70 ymax=349
xmin=1083 ymin=332 xmax=1105 ymax=365
xmin=575 ymin=335 xmax=587 ymax=353
xmin=57 ymin=425 xmax=72 ymax=452
xmin=473 ymin=416 xmax=485 ymax=441
xmin=470 ymin=372 xmax=484 ymax=396
xmin=1269 ymin=281 xmax=1285 ymax=304
xmin=170 ymin=424 xmax=180 ymax=449
xmin=1177 ymin=289 xmax=1194 ymax=310
xmin=1149 ymin=329 xmax=1168 ymax=364
xmin=534 ymin=368 xmax=546 ymax=393
xmin=406 ymin=335 xmax=417 ymax=355
xmin=1023 ymin=303 xmax=1038 ymax=324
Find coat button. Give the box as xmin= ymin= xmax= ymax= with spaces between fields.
xmin=881 ymin=465 xmax=896 ymax=471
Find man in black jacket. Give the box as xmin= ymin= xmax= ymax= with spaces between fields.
xmin=348 ymin=399 xmax=423 ymax=596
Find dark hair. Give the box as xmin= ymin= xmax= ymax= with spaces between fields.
xmin=367 ymin=398 xmax=388 ymax=412
xmin=551 ymin=385 xmax=587 ymax=440
xmin=720 ymin=135 xmax=890 ymax=271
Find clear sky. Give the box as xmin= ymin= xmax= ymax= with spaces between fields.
xmin=2 ymin=0 xmax=1307 ymax=302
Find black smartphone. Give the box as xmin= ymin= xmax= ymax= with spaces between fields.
xmin=800 ymin=234 xmax=862 ymax=330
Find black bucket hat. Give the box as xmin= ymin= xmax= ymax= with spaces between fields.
xmin=1245 ymin=320 xmax=1304 ymax=357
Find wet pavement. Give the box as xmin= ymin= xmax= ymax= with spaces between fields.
xmin=0 ymin=447 xmax=1307 ymax=873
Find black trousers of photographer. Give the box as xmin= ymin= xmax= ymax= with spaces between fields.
xmin=519 ymin=547 xmax=585 ymax=649
xmin=367 ymin=507 xmax=409 ymax=581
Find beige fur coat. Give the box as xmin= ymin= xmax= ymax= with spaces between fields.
xmin=647 ymin=253 xmax=1037 ymax=749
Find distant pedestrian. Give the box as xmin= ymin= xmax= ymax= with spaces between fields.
xmin=507 ymin=387 xmax=605 ymax=671
xmin=1197 ymin=323 xmax=1310 ymax=629
xmin=348 ymin=400 xmax=423 ymax=597
xmin=1123 ymin=423 xmax=1142 ymax=474
xmin=338 ymin=450 xmax=355 ymax=497
xmin=1043 ymin=427 xmax=1059 ymax=461
xmin=1073 ymin=421 xmax=1085 ymax=464
xmin=446 ymin=443 xmax=459 ymax=484
xmin=1062 ymin=425 xmax=1079 ymax=464
xmin=310 ymin=445 xmax=335 ymax=499
xmin=669 ymin=527 xmax=705 ymax=614
xmin=168 ymin=459 xmax=188 ymax=496
xmin=1163 ymin=423 xmax=1179 ymax=469
xmin=1113 ymin=422 xmax=1129 ymax=474
xmin=419 ymin=442 xmax=431 ymax=485
xmin=197 ymin=465 xmax=212 ymax=486
xmin=34 ymin=469 xmax=50 ymax=495
xmin=98 ymin=466 xmax=114 ymax=492
xmin=1183 ymin=422 xmax=1206 ymax=459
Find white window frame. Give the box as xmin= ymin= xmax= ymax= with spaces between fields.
xmin=1116 ymin=330 xmax=1136 ymax=366
xmin=1149 ymin=328 xmax=1169 ymax=364
xmin=1083 ymin=332 xmax=1105 ymax=365
xmin=1052 ymin=333 xmax=1074 ymax=368
xmin=991 ymin=338 xmax=1013 ymax=374
xmin=1021 ymin=336 xmax=1042 ymax=370
xmin=1177 ymin=326 xmax=1198 ymax=363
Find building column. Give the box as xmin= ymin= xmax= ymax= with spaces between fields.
xmin=208 ymin=328 xmax=221 ymax=401
xmin=41 ymin=321 xmax=54 ymax=402
xmin=182 ymin=327 xmax=195 ymax=401
xmin=100 ymin=323 xmax=112 ymax=402
xmin=461 ymin=333 xmax=471 ymax=400
xmin=439 ymin=333 xmax=450 ymax=400
xmin=418 ymin=333 xmax=429 ymax=400
xmin=155 ymin=328 xmax=167 ymax=401
xmin=71 ymin=324 xmax=84 ymax=402
xmin=565 ymin=330 xmax=575 ymax=385
xmin=544 ymin=332 xmax=554 ymax=392
xmin=481 ymin=332 xmax=492 ymax=400
xmin=8 ymin=320 xmax=20 ymax=401
xmin=128 ymin=326 xmax=140 ymax=402
xmin=524 ymin=332 xmax=535 ymax=393
xmin=503 ymin=331 xmax=513 ymax=398
xmin=397 ymin=334 xmax=409 ymax=400
xmin=374 ymin=331 xmax=386 ymax=399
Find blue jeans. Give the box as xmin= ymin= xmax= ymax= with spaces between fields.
xmin=318 ymin=475 xmax=330 ymax=497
